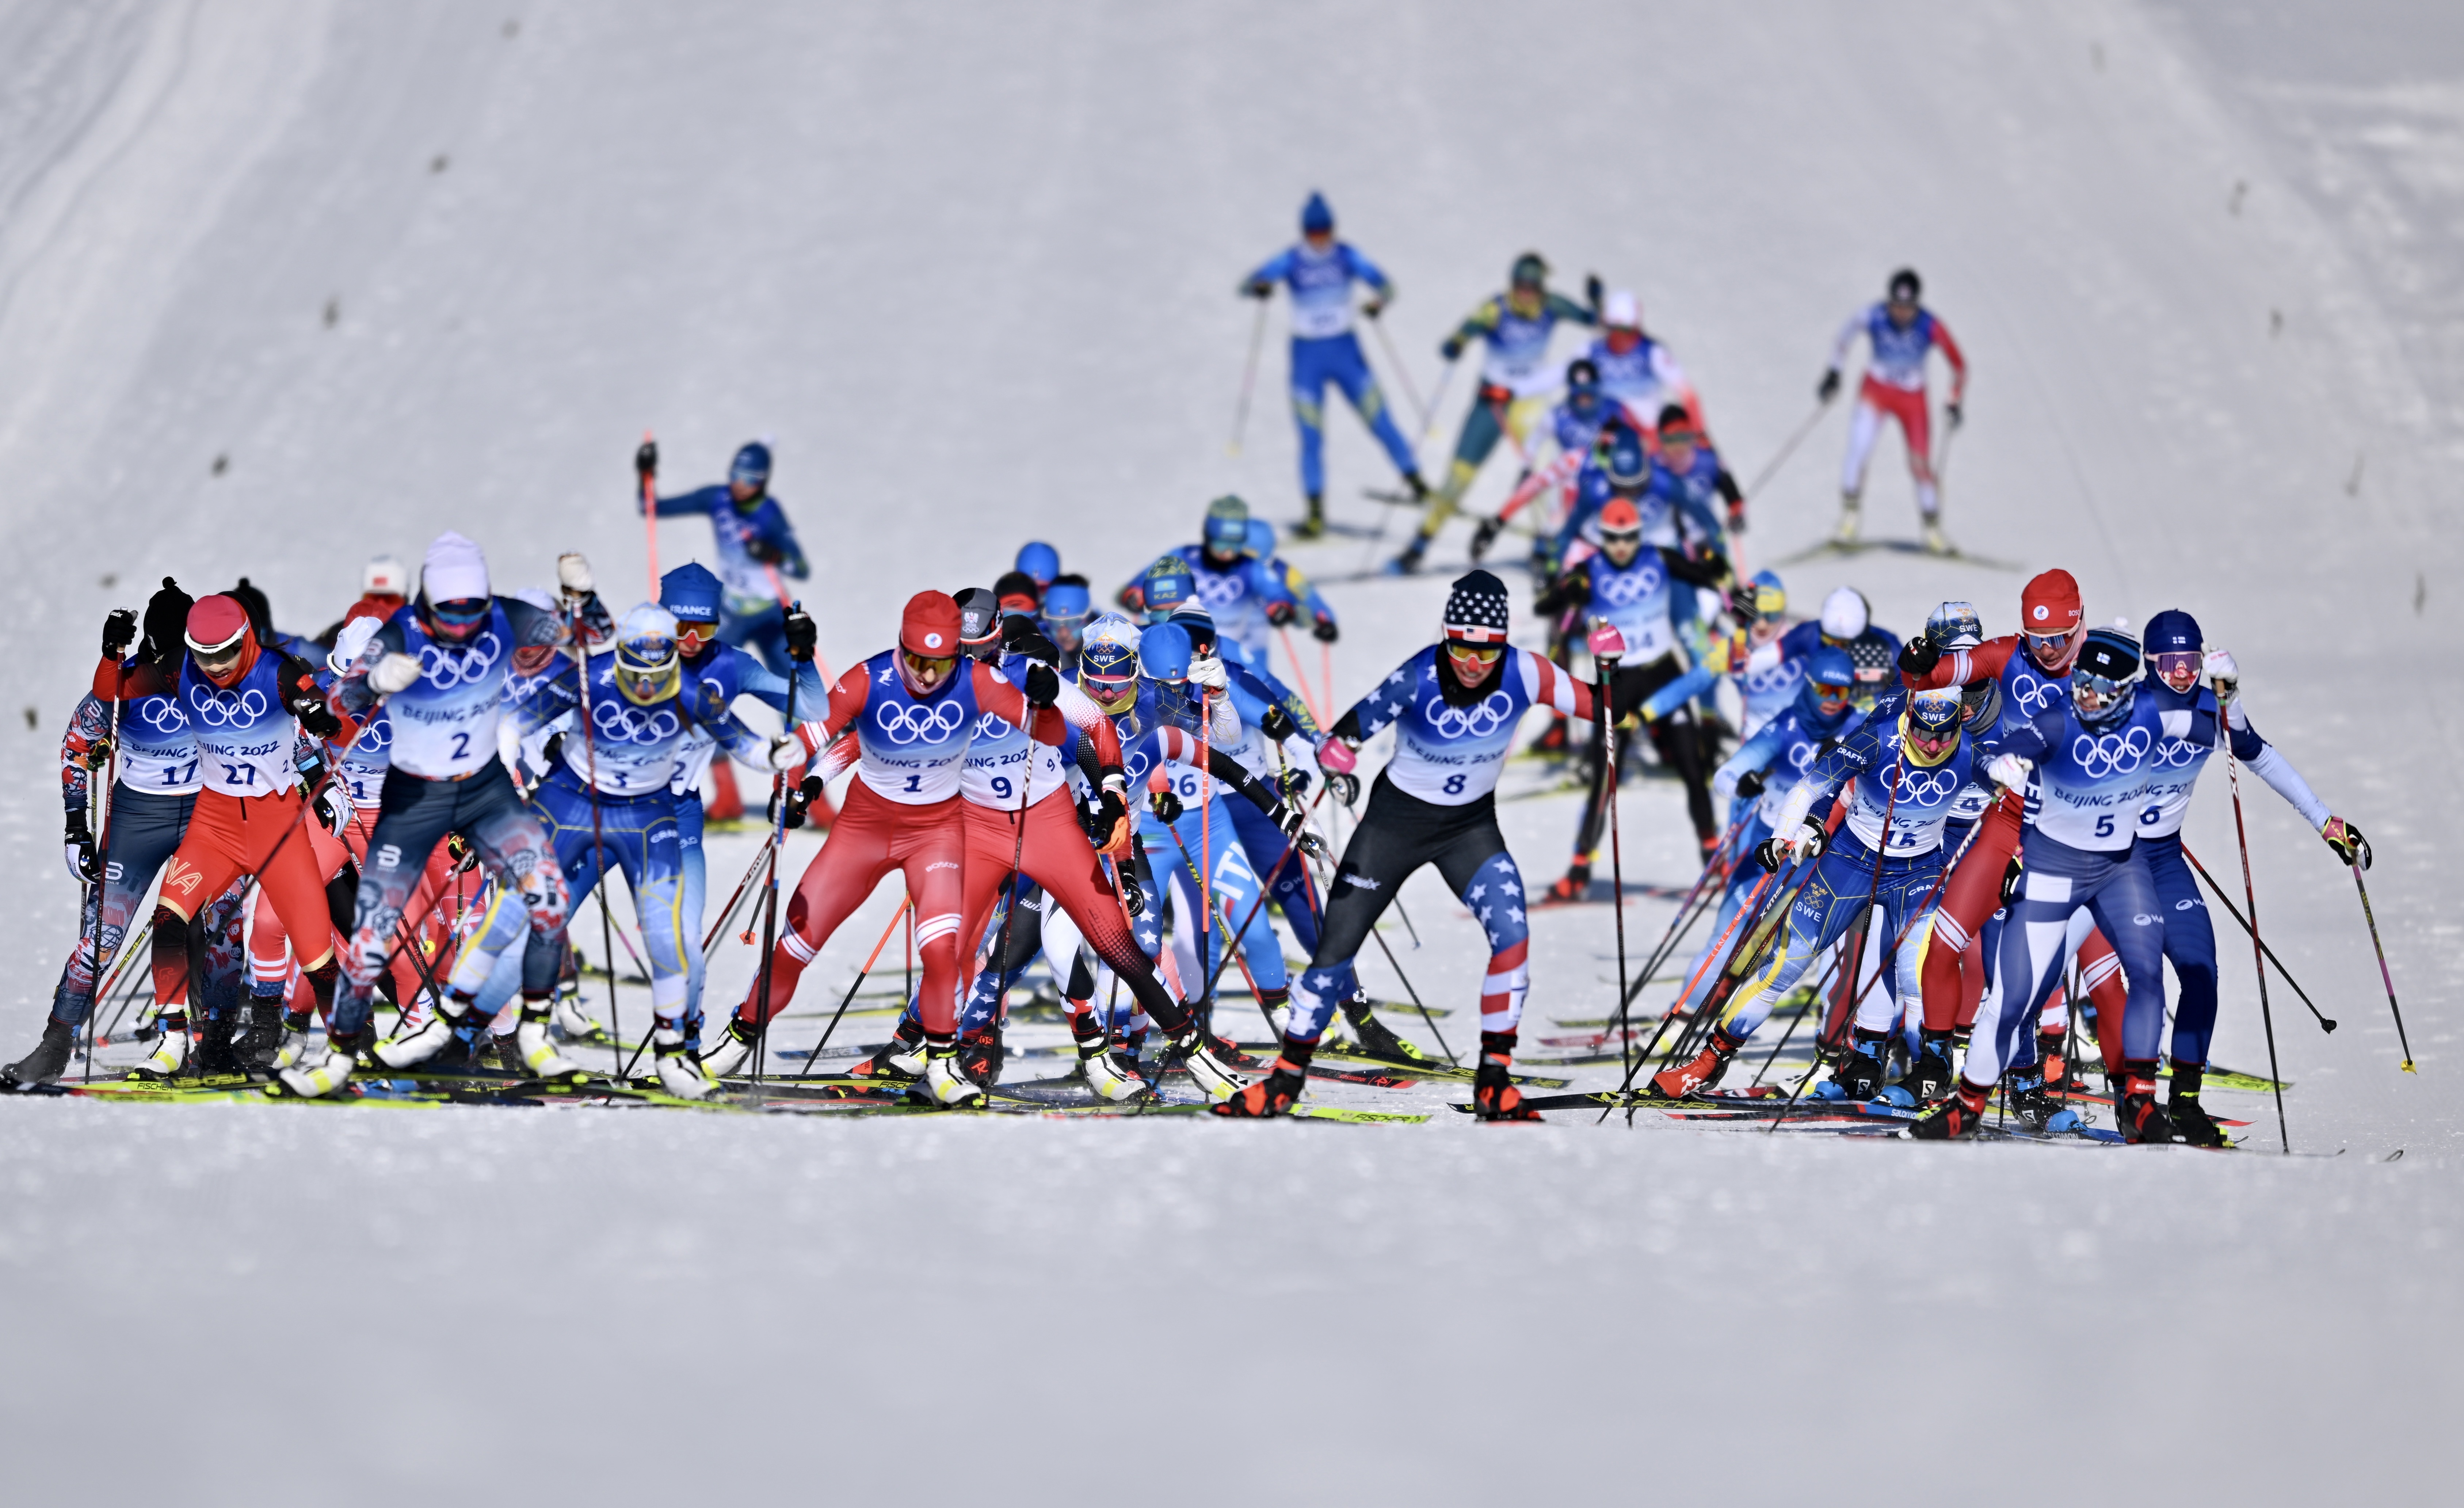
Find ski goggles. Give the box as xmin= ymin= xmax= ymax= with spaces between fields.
xmin=615 ymin=639 xmax=680 ymax=707
xmin=1809 ymin=676 xmax=1857 ymax=711
xmin=2148 ymin=649 xmax=2202 ymax=684
xmin=1080 ymin=671 xmax=1136 ymax=709
xmin=1445 ymin=641 xmax=1504 ymax=672
xmin=426 ymin=596 xmax=493 ymax=644
xmin=2071 ymin=672 xmax=2129 ymax=715
xmin=900 ymin=650 xmax=958 ymax=685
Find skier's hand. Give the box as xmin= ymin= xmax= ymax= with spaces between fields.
xmin=313 ymin=781 xmax=352 ymax=838
xmin=1324 ymin=770 xmax=1361 ymax=808
xmin=1147 ymin=777 xmax=1183 ymax=826
xmin=1757 ymin=822 xmax=1826 ymax=871
xmin=1361 ymin=294 xmax=1387 ymax=319
xmin=783 ymin=606 xmax=818 ymax=662
xmin=1275 ymin=764 xmax=1311 ymax=800
xmin=2000 ymin=857 xmax=2024 ymax=906
xmin=1242 ymin=279 xmax=1273 ymax=300
xmin=1312 ymin=616 xmax=1339 ymax=644
xmin=1118 ymin=870 xmax=1146 ymax=918
xmin=1316 ymin=737 xmax=1358 ymax=774
xmin=1898 ymin=636 xmax=1941 ymax=677
xmin=746 ymin=537 xmax=785 ymax=566
xmin=766 ymin=732 xmax=809 ymax=772
xmin=1945 ymin=401 xmax=1964 ymax=430
xmin=1726 ymin=501 xmax=1748 ymax=537
xmin=1735 ymin=768 xmax=1766 ymax=801
xmin=1275 ymin=804 xmax=1326 ymax=857
xmin=1002 ymin=618 xmax=1058 ymax=663
xmin=328 ymin=615 xmax=382 ymax=676
xmin=635 ymin=439 xmax=658 ymax=480
xmin=1441 ymin=336 xmax=1465 ymax=362
xmin=2203 ymin=649 xmax=2239 ymax=703
xmin=1088 ymin=784 xmax=1133 ymax=855
xmin=1587 ymin=621 xmax=1628 ymax=663
xmin=2322 ymin=816 xmax=2371 ymax=870
xmin=1985 ymin=752 xmax=2033 ymax=791
xmin=557 ymin=553 xmax=594 ymax=599
xmin=1022 ymin=662 xmax=1060 ymax=708
xmin=63 ymin=811 xmax=96 ymax=884
xmin=1186 ymin=655 xmax=1227 ymax=693
xmin=1468 ymin=516 xmax=1502 ymax=564
xmin=1265 ymin=598 xmax=1298 ymax=627
xmin=369 ymin=652 xmax=422 ymax=696
xmin=1258 ymin=704 xmax=1297 ymax=741
xmin=779 ymin=774 xmax=824 ymax=830
xmin=446 ymin=831 xmax=481 ymax=873
xmin=1817 ymin=368 xmax=1842 ymax=404
xmin=102 ymin=608 xmax=138 ymax=661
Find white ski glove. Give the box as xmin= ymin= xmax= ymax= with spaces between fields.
xmin=767 ymin=732 xmax=809 ymax=772
xmin=328 ymin=616 xmax=383 ymax=676
xmin=369 ymin=652 xmax=422 ymax=696
xmin=557 ymin=552 xmax=595 ymax=598
xmin=2204 ymin=648 xmax=2239 ymax=703
xmin=1985 ymin=752 xmax=2033 ymax=791
xmin=1187 ymin=654 xmax=1228 ymax=692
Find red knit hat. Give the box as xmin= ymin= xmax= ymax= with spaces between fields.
xmin=184 ymin=594 xmax=253 ymax=655
xmin=900 ymin=591 xmax=961 ymax=656
xmin=2019 ymin=569 xmax=2082 ymax=633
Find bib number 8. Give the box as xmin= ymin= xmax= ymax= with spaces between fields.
xmin=1443 ymin=773 xmax=1466 ymax=796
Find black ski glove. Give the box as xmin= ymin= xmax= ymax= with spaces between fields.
xmin=102 ymin=608 xmax=137 ymax=661
xmin=1149 ymin=784 xmax=1183 ymax=826
xmin=1898 ymin=637 xmax=1942 ymax=677
xmin=1242 ymin=279 xmax=1273 ymax=300
xmin=783 ymin=607 xmax=817 ymax=662
xmin=746 ymin=537 xmax=786 ymax=566
xmin=1312 ymin=617 xmax=1339 ymax=644
xmin=1023 ymin=663 xmax=1060 ymax=708
xmin=1273 ymin=804 xmax=1325 ymax=856
xmin=1735 ymin=769 xmax=1765 ymax=801
xmin=64 ymin=811 xmax=96 ymax=884
xmin=1946 ymin=401 xmax=1964 ymax=429
xmin=1276 ymin=765 xmax=1312 ymax=800
xmin=1324 ymin=770 xmax=1361 ymax=808
xmin=2000 ymin=858 xmax=2024 ymax=907
xmin=1818 ymin=368 xmax=1842 ymax=404
xmin=1584 ymin=272 xmax=1604 ymax=312
xmin=635 ymin=439 xmax=658 ymax=480
xmin=279 ymin=656 xmax=342 ymax=738
xmin=1468 ymin=516 xmax=1501 ymax=563
xmin=1118 ymin=871 xmax=1146 ymax=918
xmin=1259 ymin=704 xmax=1297 ymax=742
xmin=780 ymin=775 xmax=825 ymax=830
xmin=1265 ymin=598 xmax=1297 ymax=627
xmin=1006 ymin=624 xmax=1060 ymax=664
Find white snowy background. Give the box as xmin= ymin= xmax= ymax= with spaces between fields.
xmin=0 ymin=1 xmax=2455 ymax=1500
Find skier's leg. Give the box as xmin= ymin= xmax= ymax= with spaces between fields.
xmin=1290 ymin=335 xmax=1332 ymax=502
xmin=1331 ymin=332 xmax=1418 ymax=479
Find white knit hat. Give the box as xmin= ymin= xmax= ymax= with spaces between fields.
xmin=422 ymin=531 xmax=489 ymax=603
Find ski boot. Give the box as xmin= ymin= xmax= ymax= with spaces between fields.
xmin=1342 ymin=999 xmax=1423 ymax=1066
xmin=851 ymin=1016 xmax=927 ymax=1081
xmin=129 ymin=1016 xmax=190 ymax=1081
xmin=1198 ymin=1001 xmax=1258 ymax=1069
xmin=489 ymin=1033 xmax=526 ymax=1077
xmin=918 ymin=1040 xmax=984 ymax=1108
xmin=956 ymin=1026 xmax=1004 ymax=1089
xmin=234 ymin=997 xmax=286 ymax=1069
xmin=2114 ymin=1061 xmax=2177 ymax=1145
xmin=2164 ymin=1063 xmax=2226 ymax=1148
xmin=1651 ymin=1027 xmax=1742 ymax=1100
xmin=1541 ymin=862 xmax=1591 ymax=905
xmin=1384 ymin=538 xmax=1427 ymax=576
xmin=652 ymin=1029 xmax=714 ymax=1101
xmin=1292 ymin=494 xmax=1327 ymax=541
xmin=1212 ymin=1052 xmax=1304 ymax=1117
xmin=192 ymin=1013 xmax=241 ymax=1077
xmin=514 ymin=1000 xmax=585 ymax=1081
xmin=1884 ymin=1033 xmax=1957 ymax=1107
xmin=551 ymin=983 xmax=603 ymax=1042
xmin=271 ymin=1010 xmax=316 ymax=1071
xmin=1472 ymin=1031 xmax=1540 ymax=1121
xmin=275 ymin=1030 xmax=365 ymax=1099
xmin=1921 ymin=519 xmax=1953 ymax=556
xmin=1906 ymin=1084 xmax=1988 ymax=1140
xmin=3 ymin=1017 xmax=77 ymax=1089
xmin=1162 ymin=1023 xmax=1247 ymax=1102
xmin=2037 ymin=1030 xmax=2074 ymax=1100
xmin=1833 ymin=491 xmax=1862 ymax=544
xmin=2005 ymin=1068 xmax=2055 ymax=1130
xmin=1468 ymin=515 xmax=1502 ymax=563
xmin=1079 ymin=1026 xmax=1152 ymax=1102
xmin=1816 ymin=1034 xmax=1890 ymax=1101
xmin=373 ymin=992 xmax=486 ymax=1070
xmin=695 ymin=1018 xmax=763 ymax=1079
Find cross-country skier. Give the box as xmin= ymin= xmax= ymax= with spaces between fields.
xmin=1654 ymin=685 xmax=1990 ymax=1101
xmin=1588 ymin=288 xmax=1706 ymax=438
xmin=280 ymin=533 xmax=591 ymax=1098
xmin=313 ymin=555 xmax=409 ymax=647
xmin=1038 ymin=573 xmax=1095 ymax=671
xmin=635 ymin=439 xmax=810 ymax=675
xmin=86 ymin=592 xmax=354 ymax=1082
xmin=1536 ymin=497 xmax=1733 ymax=898
xmin=1240 ymin=192 xmax=1430 ymax=539
xmin=1244 ymin=519 xmax=1339 ymax=644
xmin=1911 ymin=627 xmax=2179 ymax=1142
xmin=3 ymin=581 xmax=201 ymax=1088
xmin=1215 ymin=570 xmax=1592 ymax=1119
xmin=1644 ymin=404 xmax=1747 ymax=547
xmin=1393 ymin=254 xmax=1600 ymax=574
xmin=1114 ymin=497 xmax=1297 ymax=660
xmin=1014 ymin=541 xmax=1061 ymax=597
xmin=1472 ymin=357 xmax=1626 ymax=570
xmin=1818 ymin=267 xmax=1967 ymax=552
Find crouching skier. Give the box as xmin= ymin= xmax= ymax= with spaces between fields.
xmin=1216 ymin=570 xmax=1591 ymax=1120
xmin=445 ymin=602 xmax=772 ymax=1099
xmin=1653 ymin=685 xmax=1990 ymax=1101
xmin=279 ymin=533 xmax=590 ymax=1098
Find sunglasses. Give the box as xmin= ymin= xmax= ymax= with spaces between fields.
xmin=902 ymin=650 xmax=958 ymax=680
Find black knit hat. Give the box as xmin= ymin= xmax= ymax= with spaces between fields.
xmin=1443 ymin=570 xmax=1510 ymax=644
xmin=141 ymin=577 xmax=193 ymax=664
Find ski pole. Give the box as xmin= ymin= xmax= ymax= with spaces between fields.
xmin=1365 ymin=310 xmax=1429 ymax=433
xmin=1596 ymin=866 xmax=1778 ymax=1120
xmin=973 ymin=747 xmax=1037 ymax=1070
xmin=566 ymin=604 xmax=625 ymax=1080
xmin=1742 ymin=399 xmax=1830 ymax=500
xmin=703 ymin=843 xmax=776 ymax=953
xmin=1746 ymin=949 xmax=1845 ymax=1089
xmin=1275 ymin=624 xmax=1328 ymax=726
xmin=746 ymin=609 xmax=808 ymax=1086
xmin=1229 ymin=297 xmax=1269 ymax=458
xmin=2179 ymin=844 xmax=2336 ymax=1032
xmin=1766 ymin=769 xmax=1903 ymax=1133
xmin=2348 ymin=863 xmax=2413 ymax=1073
xmin=2220 ymin=732 xmax=2292 ymax=1151
xmin=1600 ymin=801 xmax=1754 ymax=1037
xmin=1593 ymin=642 xmax=1634 ymax=1096
xmin=1415 ymin=357 xmax=1458 ymax=453
xmin=798 ymin=895 xmax=914 ymax=1074
xmin=638 ymin=430 xmax=661 ymax=596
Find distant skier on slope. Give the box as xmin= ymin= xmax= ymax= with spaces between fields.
xmin=1588 ymin=288 xmax=1706 ymax=440
xmin=1240 ymin=192 xmax=1430 ymax=539
xmin=1818 ymin=267 xmax=1966 ymax=553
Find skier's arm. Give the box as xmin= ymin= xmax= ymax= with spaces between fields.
xmin=1157 ymin=726 xmax=1282 ymax=818
xmin=1496 ymin=452 xmax=1583 ymax=525
xmin=1829 ymin=309 xmax=1868 ymax=373
xmin=1931 ymin=317 xmax=1968 ymax=404
xmin=1240 ymin=248 xmax=1295 ymax=296
xmin=2223 ymin=701 xmax=2333 ymax=830
xmin=1641 ymin=665 xmax=1719 ymax=725
xmin=1440 ymin=299 xmax=1500 ymax=361
xmin=786 ymin=662 xmax=877 ymax=754
xmin=756 ymin=508 xmax=811 ymax=581
xmin=60 ymin=693 xmax=109 ymax=815
xmin=1659 ymin=545 xmax=1733 ymax=592
xmin=1713 ymin=719 xmax=1786 ymax=800
xmin=1546 ymin=292 xmax=1599 ymax=329
xmin=1771 ymin=732 xmax=1871 ymax=835
xmin=967 ymin=661 xmax=1077 ymax=751
xmin=1345 ymin=244 xmax=1395 ymax=300
xmin=640 ymin=484 xmax=719 ymax=519
xmin=1516 ymin=646 xmax=1597 ymax=722
xmin=504 ymin=657 xmax=582 ymax=740
xmin=1532 ymin=559 xmax=1591 ymax=620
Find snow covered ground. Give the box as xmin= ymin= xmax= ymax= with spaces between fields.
xmin=0 ymin=2 xmax=2456 ymax=1499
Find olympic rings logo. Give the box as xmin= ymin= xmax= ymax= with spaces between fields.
xmin=2071 ymin=726 xmax=2153 ymax=779
xmin=974 ymin=711 xmax=1022 ymax=741
xmin=1595 ymin=563 xmax=1663 ymax=607
xmin=137 ymin=696 xmax=190 ymax=732
xmin=1786 ymin=741 xmax=1818 ymax=773
xmin=2012 ymin=671 xmax=2062 ymax=716
xmin=353 ymin=716 xmax=392 ymax=754
xmin=592 ymin=699 xmax=680 ymax=745
xmin=2152 ymin=737 xmax=2204 ymax=769
xmin=1197 ymin=574 xmax=1244 ymax=609
xmin=1421 ymin=690 xmax=1517 ymax=740
xmin=1121 ymin=747 xmax=1153 ymax=787
xmin=186 ymin=686 xmax=269 ymax=727
xmin=418 ymin=632 xmax=504 ymax=690
xmin=1889 ymin=765 xmax=1961 ymax=803
xmin=1746 ymin=664 xmax=1800 ymax=696
xmin=873 ymin=699 xmax=967 ymax=745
